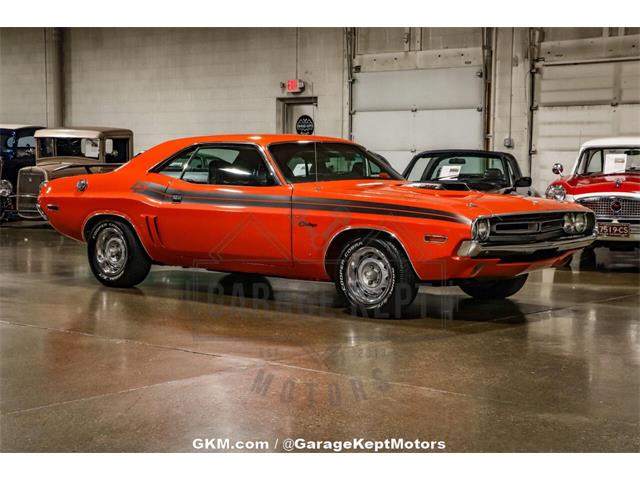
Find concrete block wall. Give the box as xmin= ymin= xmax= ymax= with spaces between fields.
xmin=490 ymin=27 xmax=532 ymax=175
xmin=0 ymin=28 xmax=48 ymax=126
xmin=64 ymin=28 xmax=345 ymax=152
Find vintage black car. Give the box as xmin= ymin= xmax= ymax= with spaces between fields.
xmin=402 ymin=149 xmax=538 ymax=196
xmin=0 ymin=124 xmax=43 ymax=221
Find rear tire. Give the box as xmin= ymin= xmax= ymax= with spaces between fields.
xmin=335 ymin=237 xmax=418 ymax=318
xmin=88 ymin=219 xmax=151 ymax=287
xmin=458 ymin=274 xmax=528 ymax=300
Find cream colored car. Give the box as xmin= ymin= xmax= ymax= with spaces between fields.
xmin=16 ymin=127 xmax=133 ymax=219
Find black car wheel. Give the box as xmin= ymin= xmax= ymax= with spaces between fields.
xmin=88 ymin=219 xmax=151 ymax=287
xmin=458 ymin=274 xmax=528 ymax=300
xmin=335 ymin=237 xmax=418 ymax=318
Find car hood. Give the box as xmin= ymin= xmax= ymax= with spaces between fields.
xmin=294 ymin=180 xmax=581 ymax=220
xmin=564 ymin=173 xmax=640 ymax=194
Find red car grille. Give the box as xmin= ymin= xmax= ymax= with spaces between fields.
xmin=576 ymin=197 xmax=640 ymax=219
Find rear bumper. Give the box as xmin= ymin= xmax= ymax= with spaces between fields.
xmin=456 ymin=234 xmax=596 ymax=258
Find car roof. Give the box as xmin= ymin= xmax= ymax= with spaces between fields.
xmin=161 ymin=134 xmax=353 ymax=147
xmin=0 ymin=124 xmax=43 ymax=130
xmin=35 ymin=127 xmax=133 ymax=138
xmin=415 ymin=149 xmax=515 ymax=157
xmin=580 ymin=137 xmax=640 ymax=149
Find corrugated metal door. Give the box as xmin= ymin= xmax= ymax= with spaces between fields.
xmin=531 ymin=59 xmax=640 ymax=191
xmin=351 ymin=67 xmax=484 ymax=172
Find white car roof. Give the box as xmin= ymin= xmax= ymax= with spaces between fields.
xmin=580 ymin=137 xmax=640 ymax=149
xmin=35 ymin=127 xmax=133 ymax=139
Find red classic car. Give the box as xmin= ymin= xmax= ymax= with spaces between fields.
xmin=38 ymin=134 xmax=595 ymax=317
xmin=546 ymin=137 xmax=640 ymax=251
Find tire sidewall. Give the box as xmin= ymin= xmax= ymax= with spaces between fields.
xmin=89 ymin=221 xmax=129 ymax=283
xmin=338 ymin=238 xmax=398 ymax=313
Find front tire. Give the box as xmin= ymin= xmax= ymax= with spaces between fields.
xmin=458 ymin=274 xmax=528 ymax=300
xmin=88 ymin=219 xmax=151 ymax=287
xmin=335 ymin=237 xmax=418 ymax=318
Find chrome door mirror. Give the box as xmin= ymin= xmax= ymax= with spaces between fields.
xmin=551 ymin=163 xmax=564 ymax=176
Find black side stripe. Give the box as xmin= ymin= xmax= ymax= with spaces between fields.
xmin=131 ymin=181 xmax=469 ymax=224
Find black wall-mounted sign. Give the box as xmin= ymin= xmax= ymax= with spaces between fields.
xmin=295 ymin=115 xmax=314 ymax=135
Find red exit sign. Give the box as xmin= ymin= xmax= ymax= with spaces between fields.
xmin=286 ymin=79 xmax=305 ymax=93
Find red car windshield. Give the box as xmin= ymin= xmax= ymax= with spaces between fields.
xmin=268 ymin=142 xmax=403 ymax=184
xmin=577 ymin=147 xmax=640 ymax=175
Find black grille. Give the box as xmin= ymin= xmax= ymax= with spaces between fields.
xmin=17 ymin=169 xmax=45 ymax=214
xmin=576 ymin=197 xmax=640 ymax=219
xmin=486 ymin=212 xmax=593 ymax=244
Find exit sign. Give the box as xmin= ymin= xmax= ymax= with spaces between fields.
xmin=286 ymin=79 xmax=305 ymax=93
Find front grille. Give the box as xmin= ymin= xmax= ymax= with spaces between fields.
xmin=577 ymin=196 xmax=640 ymax=219
xmin=486 ymin=212 xmax=594 ymax=244
xmin=16 ymin=168 xmax=45 ymax=214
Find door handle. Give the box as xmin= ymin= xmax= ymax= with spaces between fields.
xmin=298 ymin=220 xmax=317 ymax=228
xmin=171 ymin=193 xmax=182 ymax=203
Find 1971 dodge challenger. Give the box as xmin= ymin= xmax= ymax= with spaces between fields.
xmin=546 ymin=137 xmax=639 ymax=252
xmin=38 ymin=134 xmax=596 ymax=316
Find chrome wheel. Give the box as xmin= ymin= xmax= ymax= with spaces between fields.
xmin=94 ymin=226 xmax=128 ymax=278
xmin=344 ymin=246 xmax=393 ymax=305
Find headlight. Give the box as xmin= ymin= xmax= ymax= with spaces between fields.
xmin=39 ymin=181 xmax=48 ymax=194
xmin=563 ymin=213 xmax=576 ymax=234
xmin=0 ymin=179 xmax=13 ymax=197
xmin=545 ymin=184 xmax=566 ymax=201
xmin=472 ymin=217 xmax=491 ymax=242
xmin=574 ymin=213 xmax=587 ymax=233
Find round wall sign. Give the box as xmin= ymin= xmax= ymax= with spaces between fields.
xmin=295 ymin=115 xmax=314 ymax=135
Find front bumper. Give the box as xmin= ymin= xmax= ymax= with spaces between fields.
xmin=456 ymin=234 xmax=595 ymax=258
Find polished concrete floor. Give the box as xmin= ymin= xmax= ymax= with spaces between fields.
xmin=0 ymin=224 xmax=639 ymax=452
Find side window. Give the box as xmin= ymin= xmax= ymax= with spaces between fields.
xmin=105 ymin=138 xmax=131 ymax=164
xmin=16 ymin=134 xmax=36 ymax=159
xmin=407 ymin=157 xmax=430 ymax=181
xmin=157 ymin=147 xmax=197 ymax=179
xmin=181 ymin=145 xmax=275 ymax=186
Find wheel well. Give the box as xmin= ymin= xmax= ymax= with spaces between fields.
xmin=83 ymin=214 xmax=136 ymax=242
xmin=324 ymin=228 xmax=417 ymax=281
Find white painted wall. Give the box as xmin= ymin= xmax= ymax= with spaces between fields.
xmin=0 ymin=28 xmax=47 ymax=126
xmin=63 ymin=28 xmax=345 ymax=152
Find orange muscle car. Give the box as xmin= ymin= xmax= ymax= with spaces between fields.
xmin=38 ymin=134 xmax=596 ymax=316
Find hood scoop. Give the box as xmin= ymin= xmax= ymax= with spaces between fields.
xmin=403 ymin=181 xmax=471 ymax=191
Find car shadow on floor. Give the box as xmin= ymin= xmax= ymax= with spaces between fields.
xmin=138 ymin=269 xmax=529 ymax=326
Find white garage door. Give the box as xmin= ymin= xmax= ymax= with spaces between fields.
xmin=531 ymin=60 xmax=640 ymax=192
xmin=351 ymin=67 xmax=484 ymax=172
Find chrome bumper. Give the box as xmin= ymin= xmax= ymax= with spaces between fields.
xmin=457 ymin=234 xmax=596 ymax=258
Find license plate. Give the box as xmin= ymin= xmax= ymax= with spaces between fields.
xmin=597 ymin=223 xmax=630 ymax=237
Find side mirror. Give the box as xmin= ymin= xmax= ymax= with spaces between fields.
xmin=514 ymin=176 xmax=532 ymax=188
xmin=552 ymin=163 xmax=564 ymax=176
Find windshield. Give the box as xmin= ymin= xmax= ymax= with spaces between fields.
xmin=407 ymin=154 xmax=512 ymax=189
xmin=38 ymin=137 xmax=101 ymax=160
xmin=577 ymin=148 xmax=640 ymax=175
xmin=1 ymin=128 xmax=37 ymax=160
xmin=268 ymin=142 xmax=403 ymax=183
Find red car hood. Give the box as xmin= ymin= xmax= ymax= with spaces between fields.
xmin=294 ymin=180 xmax=583 ymax=220
xmin=564 ymin=173 xmax=640 ymax=194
